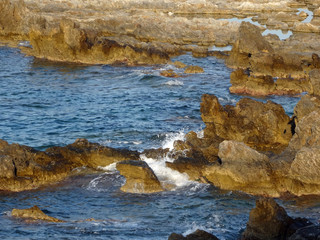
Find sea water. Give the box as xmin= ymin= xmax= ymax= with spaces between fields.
xmin=0 ymin=46 xmax=319 ymax=239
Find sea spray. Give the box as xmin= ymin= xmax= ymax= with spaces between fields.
xmin=140 ymin=154 xmax=192 ymax=190
xmin=162 ymin=131 xmax=186 ymax=151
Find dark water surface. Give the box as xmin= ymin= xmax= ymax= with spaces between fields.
xmin=0 ymin=47 xmax=319 ymax=239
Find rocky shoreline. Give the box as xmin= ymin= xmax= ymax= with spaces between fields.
xmin=1 ymin=0 xmax=320 ymax=239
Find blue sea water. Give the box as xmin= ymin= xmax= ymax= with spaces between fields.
xmin=0 ymin=46 xmax=319 ymax=239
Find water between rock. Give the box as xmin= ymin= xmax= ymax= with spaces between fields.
xmin=0 ymin=47 xmax=319 ymax=239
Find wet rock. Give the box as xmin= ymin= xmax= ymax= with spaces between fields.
xmin=200 ymin=94 xmax=292 ymax=152
xmin=116 ymin=160 xmax=164 ymax=193
xmin=160 ymin=69 xmax=181 ymax=78
xmin=184 ymin=65 xmax=204 ymax=74
xmin=288 ymin=225 xmax=320 ymax=240
xmin=11 ymin=205 xmax=64 ymax=222
xmin=241 ymin=198 xmax=312 ymax=240
xmin=0 ymin=138 xmax=139 ymax=192
xmin=168 ymin=233 xmax=185 ymax=240
xmin=142 ymin=148 xmax=169 ymax=160
xmin=168 ymin=229 xmax=219 ymax=240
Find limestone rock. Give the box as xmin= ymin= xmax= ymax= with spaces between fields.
xmin=116 ymin=160 xmax=164 ymax=193
xmin=28 ymin=25 xmax=170 ymax=65
xmin=309 ymin=69 xmax=320 ymax=97
xmin=0 ymin=155 xmax=16 ymax=178
xmin=203 ymin=141 xmax=274 ymax=195
xmin=227 ymin=22 xmax=273 ymax=68
xmin=184 ymin=65 xmax=204 ymax=74
xmin=200 ymin=94 xmax=292 ymax=152
xmin=11 ymin=205 xmax=64 ymax=222
xmin=288 ymin=109 xmax=320 ymax=151
xmin=289 ymin=147 xmax=320 ymax=184
xmin=293 ymin=94 xmax=320 ymax=122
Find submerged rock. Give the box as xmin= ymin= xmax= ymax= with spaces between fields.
xmin=11 ymin=205 xmax=64 ymax=222
xmin=116 ymin=160 xmax=164 ymax=193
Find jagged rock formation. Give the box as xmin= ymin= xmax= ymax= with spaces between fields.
xmin=200 ymin=94 xmax=292 ymax=152
xmin=0 ymin=138 xmax=139 ymax=192
xmin=164 ymin=94 xmax=320 ymax=197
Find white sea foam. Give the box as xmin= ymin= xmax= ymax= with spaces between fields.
xmin=98 ymin=162 xmax=117 ymax=172
xmin=164 ymin=80 xmax=184 ymax=86
xmin=183 ymin=222 xmax=214 ymax=236
xmin=140 ymin=154 xmax=193 ymax=189
xmin=162 ymin=131 xmax=186 ymax=150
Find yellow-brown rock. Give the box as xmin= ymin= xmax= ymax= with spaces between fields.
xmin=203 ymin=140 xmax=275 ymax=196
xmin=11 ymin=205 xmax=64 ymax=222
xmin=116 ymin=160 xmax=164 ymax=193
xmin=200 ymin=94 xmax=292 ymax=153
xmin=184 ymin=65 xmax=204 ymax=74
xmin=160 ymin=69 xmax=181 ymax=78
xmin=0 ymin=138 xmax=139 ymax=192
xmin=173 ymin=61 xmax=187 ymax=69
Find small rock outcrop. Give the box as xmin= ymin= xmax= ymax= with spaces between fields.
xmin=241 ymin=198 xmax=313 ymax=240
xmin=11 ymin=206 xmax=64 ymax=222
xmin=184 ymin=65 xmax=204 ymax=74
xmin=116 ymin=160 xmax=164 ymax=193
xmin=168 ymin=229 xmax=219 ymax=240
